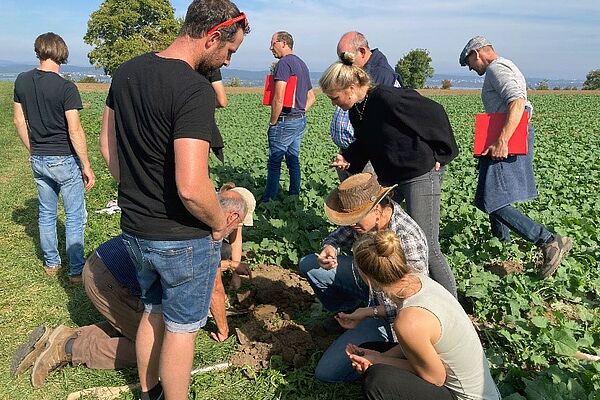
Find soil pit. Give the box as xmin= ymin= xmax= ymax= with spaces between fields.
xmin=225 ymin=265 xmax=337 ymax=370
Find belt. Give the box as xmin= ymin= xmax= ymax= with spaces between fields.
xmin=277 ymin=114 xmax=304 ymax=122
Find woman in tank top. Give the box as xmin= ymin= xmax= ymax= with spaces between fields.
xmin=346 ymin=230 xmax=501 ymax=400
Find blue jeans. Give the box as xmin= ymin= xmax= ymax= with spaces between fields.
xmin=262 ymin=116 xmax=306 ymax=202
xmin=391 ymin=168 xmax=457 ymax=298
xmin=299 ymin=254 xmax=392 ymax=382
xmin=316 ymin=317 xmax=392 ymax=383
xmin=122 ymin=233 xmax=222 ymax=333
xmin=299 ymin=254 xmax=369 ymax=313
xmin=30 ymin=155 xmax=86 ymax=276
xmin=489 ymin=205 xmax=552 ymax=246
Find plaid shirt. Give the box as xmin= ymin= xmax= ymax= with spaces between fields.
xmin=329 ymin=107 xmax=355 ymax=149
xmin=322 ymin=200 xmax=428 ymax=322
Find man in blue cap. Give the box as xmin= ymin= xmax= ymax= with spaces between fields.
xmin=459 ymin=36 xmax=573 ymax=278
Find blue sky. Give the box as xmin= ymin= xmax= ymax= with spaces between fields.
xmin=1 ymin=0 xmax=599 ymax=79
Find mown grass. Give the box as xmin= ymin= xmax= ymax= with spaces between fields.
xmin=1 ymin=80 xmax=599 ymax=399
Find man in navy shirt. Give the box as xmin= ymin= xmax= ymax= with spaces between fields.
xmin=13 ymin=189 xmax=251 ymax=389
xmin=263 ymin=31 xmax=315 ymax=202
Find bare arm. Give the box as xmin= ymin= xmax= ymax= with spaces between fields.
xmin=174 ymin=138 xmax=227 ymax=239
xmin=305 ymin=89 xmax=316 ymax=112
xmin=65 ymin=109 xmax=95 ymax=191
xmin=99 ymin=106 xmax=119 ymax=182
xmin=228 ymin=226 xmax=243 ymax=264
xmin=269 ymin=80 xmax=287 ymax=125
xmin=482 ymin=97 xmax=526 ymax=159
xmin=13 ymin=102 xmax=30 ymax=153
xmin=348 ymin=308 xmax=445 ymax=385
xmin=211 ymin=80 xmax=228 ymax=108
xmin=209 ymin=271 xmax=229 ymax=341
xmin=393 ymin=308 xmax=447 ymax=386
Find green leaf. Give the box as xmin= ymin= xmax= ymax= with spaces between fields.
xmin=531 ymin=316 xmax=548 ymax=329
xmin=553 ymin=329 xmax=578 ymax=356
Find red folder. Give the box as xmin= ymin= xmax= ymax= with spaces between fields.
xmin=473 ymin=112 xmax=529 ymax=156
xmin=262 ymin=74 xmax=297 ymax=108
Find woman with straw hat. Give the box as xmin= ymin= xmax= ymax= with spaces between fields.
xmin=320 ymin=52 xmax=459 ymax=299
xmin=347 ymin=230 xmax=500 ymax=400
xmin=299 ymin=173 xmax=428 ymax=383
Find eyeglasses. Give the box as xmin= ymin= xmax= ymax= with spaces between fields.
xmin=466 ymin=50 xmax=477 ymax=65
xmin=207 ymin=12 xmax=248 ymax=35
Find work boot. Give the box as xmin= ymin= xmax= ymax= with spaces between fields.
xmin=539 ymin=234 xmax=574 ymax=278
xmin=11 ymin=326 xmax=51 ymax=376
xmin=31 ymin=325 xmax=76 ymax=388
xmin=43 ymin=265 xmax=60 ymax=276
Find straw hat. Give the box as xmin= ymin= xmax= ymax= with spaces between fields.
xmin=324 ymin=173 xmax=397 ymax=226
xmin=230 ymin=187 xmax=256 ymax=226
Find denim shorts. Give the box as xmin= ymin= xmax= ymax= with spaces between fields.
xmin=122 ymin=233 xmax=222 ymax=333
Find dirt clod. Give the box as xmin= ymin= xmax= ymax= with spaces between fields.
xmin=226 ymin=264 xmax=337 ymax=370
xmin=484 ymin=260 xmax=524 ymax=277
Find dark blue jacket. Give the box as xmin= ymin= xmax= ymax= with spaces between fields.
xmin=364 ymin=48 xmax=403 ymax=87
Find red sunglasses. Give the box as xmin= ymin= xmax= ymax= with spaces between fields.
xmin=207 ymin=12 xmax=248 ymax=35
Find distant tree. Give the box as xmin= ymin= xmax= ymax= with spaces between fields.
xmin=78 ymin=76 xmax=99 ymax=84
xmin=62 ymin=73 xmax=75 ymax=82
xmin=395 ymin=49 xmax=434 ymax=89
xmin=553 ymin=86 xmax=561 ymax=90
xmin=227 ymin=77 xmax=242 ymax=87
xmin=269 ymin=61 xmax=278 ymax=75
xmin=84 ymin=0 xmax=179 ymax=75
xmin=441 ymin=79 xmax=452 ymax=90
xmin=535 ymin=79 xmax=549 ymax=90
xmin=583 ymin=69 xmax=600 ymax=90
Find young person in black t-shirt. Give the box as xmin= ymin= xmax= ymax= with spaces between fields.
xmin=100 ymin=1 xmax=250 ymax=399
xmin=13 ymin=32 xmax=95 ymax=284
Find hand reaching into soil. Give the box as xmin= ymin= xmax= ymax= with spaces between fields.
xmin=228 ymin=261 xmax=252 ymax=290
xmin=211 ymin=329 xmax=229 ymax=342
xmin=335 ymin=307 xmax=372 ymax=329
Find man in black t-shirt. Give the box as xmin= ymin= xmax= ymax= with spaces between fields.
xmin=13 ymin=32 xmax=95 ymax=283
xmin=100 ymin=1 xmax=249 ymax=399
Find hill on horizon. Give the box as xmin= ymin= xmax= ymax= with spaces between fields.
xmin=0 ymin=60 xmax=584 ymax=89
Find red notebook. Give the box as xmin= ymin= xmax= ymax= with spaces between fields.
xmin=473 ymin=112 xmax=529 ymax=156
xmin=262 ymin=74 xmax=297 ymax=108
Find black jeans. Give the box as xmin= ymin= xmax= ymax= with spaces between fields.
xmin=363 ymin=364 xmax=457 ymax=400
xmin=361 ymin=342 xmax=457 ymax=400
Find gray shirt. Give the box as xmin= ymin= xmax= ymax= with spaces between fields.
xmin=401 ymin=274 xmax=501 ymax=400
xmin=482 ymin=57 xmax=532 ymax=113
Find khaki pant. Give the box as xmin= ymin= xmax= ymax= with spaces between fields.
xmin=71 ymin=252 xmax=143 ymax=369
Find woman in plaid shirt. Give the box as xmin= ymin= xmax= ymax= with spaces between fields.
xmin=299 ymin=173 xmax=428 ymax=383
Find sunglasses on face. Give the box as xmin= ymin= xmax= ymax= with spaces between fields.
xmin=207 ymin=12 xmax=248 ymax=35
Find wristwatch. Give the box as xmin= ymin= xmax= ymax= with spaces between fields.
xmin=372 ymin=307 xmax=379 ymax=317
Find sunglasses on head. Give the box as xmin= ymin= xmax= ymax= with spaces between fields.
xmin=207 ymin=12 xmax=247 ymax=35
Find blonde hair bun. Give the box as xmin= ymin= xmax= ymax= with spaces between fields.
xmin=339 ymin=51 xmax=355 ymax=66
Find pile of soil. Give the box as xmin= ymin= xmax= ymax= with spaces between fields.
xmin=226 ymin=265 xmax=337 ymax=370
xmin=484 ymin=260 xmax=524 ymax=277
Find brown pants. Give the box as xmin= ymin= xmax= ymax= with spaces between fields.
xmin=71 ymin=252 xmax=144 ymax=369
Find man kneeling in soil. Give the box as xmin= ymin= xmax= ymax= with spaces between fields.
xmin=12 ymin=189 xmax=253 ymax=388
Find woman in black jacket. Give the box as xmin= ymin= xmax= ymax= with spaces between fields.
xmin=320 ymin=52 xmax=459 ymax=297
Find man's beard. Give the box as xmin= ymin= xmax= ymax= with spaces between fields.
xmin=196 ymin=47 xmax=225 ymax=75
xmin=196 ymin=60 xmax=220 ymax=75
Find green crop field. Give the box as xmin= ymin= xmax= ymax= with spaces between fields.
xmin=0 ymin=80 xmax=599 ymax=399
